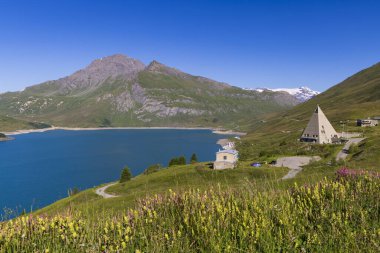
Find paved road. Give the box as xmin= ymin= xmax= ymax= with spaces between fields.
xmin=336 ymin=138 xmax=365 ymax=161
xmin=276 ymin=156 xmax=321 ymax=180
xmin=95 ymin=183 xmax=118 ymax=198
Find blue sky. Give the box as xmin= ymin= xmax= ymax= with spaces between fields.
xmin=0 ymin=0 xmax=380 ymax=93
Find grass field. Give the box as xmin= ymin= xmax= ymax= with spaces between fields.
xmin=34 ymin=163 xmax=289 ymax=217
xmin=1 ymin=169 xmax=379 ymax=252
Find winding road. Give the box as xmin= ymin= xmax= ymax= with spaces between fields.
xmin=95 ymin=183 xmax=118 ymax=198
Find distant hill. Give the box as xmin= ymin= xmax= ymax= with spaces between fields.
xmin=0 ymin=54 xmax=299 ymax=130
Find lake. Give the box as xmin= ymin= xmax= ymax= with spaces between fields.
xmin=0 ymin=129 xmax=228 ymax=217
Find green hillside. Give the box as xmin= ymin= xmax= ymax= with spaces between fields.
xmin=35 ymin=163 xmax=288 ymax=217
xmin=2 ymin=164 xmax=379 ymax=252
xmin=0 ymin=114 xmax=50 ymax=132
xmin=238 ymin=62 xmax=380 ymax=165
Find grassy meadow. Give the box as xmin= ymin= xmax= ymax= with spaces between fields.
xmin=1 ymin=170 xmax=379 ymax=252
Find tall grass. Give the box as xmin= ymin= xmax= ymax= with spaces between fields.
xmin=1 ymin=170 xmax=379 ymax=252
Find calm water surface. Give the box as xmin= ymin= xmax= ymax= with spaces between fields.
xmin=0 ymin=129 xmax=227 ymax=216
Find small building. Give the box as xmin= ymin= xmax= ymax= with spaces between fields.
xmin=213 ymin=149 xmax=238 ymax=170
xmin=300 ymin=105 xmax=339 ymax=144
xmin=357 ymin=119 xmax=378 ymax=127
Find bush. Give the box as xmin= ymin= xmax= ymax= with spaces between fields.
xmin=119 ymin=166 xmax=132 ymax=183
xmin=0 ymin=133 xmax=6 ymax=138
xmin=68 ymin=187 xmax=80 ymax=197
xmin=143 ymin=164 xmax=161 ymax=175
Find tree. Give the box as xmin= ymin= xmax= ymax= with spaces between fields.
xmin=178 ymin=156 xmax=186 ymax=165
xmin=190 ymin=153 xmax=198 ymax=164
xmin=120 ymin=166 xmax=132 ymax=183
xmin=169 ymin=158 xmax=179 ymax=167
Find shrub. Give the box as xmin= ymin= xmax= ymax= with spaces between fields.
xmin=0 ymin=133 xmax=6 ymax=138
xmin=68 ymin=187 xmax=80 ymax=197
xmin=143 ymin=164 xmax=161 ymax=175
xmin=119 ymin=166 xmax=132 ymax=183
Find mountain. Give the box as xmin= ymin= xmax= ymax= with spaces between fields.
xmin=0 ymin=54 xmax=299 ymax=130
xmin=246 ymin=86 xmax=320 ymax=102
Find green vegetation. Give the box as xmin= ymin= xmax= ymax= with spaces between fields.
xmin=0 ymin=114 xmax=51 ymax=132
xmin=1 ymin=172 xmax=379 ymax=252
xmin=168 ymin=156 xmax=187 ymax=166
xmin=238 ymin=62 xmax=380 ymax=167
xmin=68 ymin=187 xmax=81 ymax=197
xmin=119 ymin=167 xmax=132 ymax=183
xmin=190 ymin=153 xmax=198 ymax=163
xmin=143 ymin=164 xmax=162 ymax=175
xmin=34 ymin=163 xmax=288 ymax=217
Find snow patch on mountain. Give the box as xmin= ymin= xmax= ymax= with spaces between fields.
xmin=246 ymin=86 xmax=320 ymax=102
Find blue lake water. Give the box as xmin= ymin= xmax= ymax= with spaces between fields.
xmin=0 ymin=129 xmax=227 ymax=217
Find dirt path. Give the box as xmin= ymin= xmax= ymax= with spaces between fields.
xmin=276 ymin=156 xmax=321 ymax=180
xmin=95 ymin=183 xmax=118 ymax=198
xmin=336 ymin=138 xmax=365 ymax=161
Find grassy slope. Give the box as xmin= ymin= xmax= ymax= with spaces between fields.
xmin=0 ymin=115 xmax=50 ymax=132
xmin=33 ymin=62 xmax=380 ymax=216
xmin=35 ymin=163 xmax=289 ymax=217
xmin=238 ymin=62 xmax=380 ymax=165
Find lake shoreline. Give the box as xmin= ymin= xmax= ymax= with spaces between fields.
xmin=4 ymin=126 xmax=246 ymax=136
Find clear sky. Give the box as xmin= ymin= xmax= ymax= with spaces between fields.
xmin=1 ymin=0 xmax=380 ymax=93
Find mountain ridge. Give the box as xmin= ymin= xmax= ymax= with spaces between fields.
xmin=0 ymin=54 xmax=299 ymax=131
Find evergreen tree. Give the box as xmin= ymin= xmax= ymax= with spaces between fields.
xmin=169 ymin=158 xmax=179 ymax=167
xmin=120 ymin=166 xmax=132 ymax=183
xmin=178 ymin=156 xmax=186 ymax=165
xmin=190 ymin=153 xmax=198 ymax=164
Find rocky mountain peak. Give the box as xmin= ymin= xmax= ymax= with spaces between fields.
xmin=55 ymin=54 xmax=146 ymax=94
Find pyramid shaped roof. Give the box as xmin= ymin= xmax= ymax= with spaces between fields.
xmin=301 ymin=105 xmax=338 ymax=144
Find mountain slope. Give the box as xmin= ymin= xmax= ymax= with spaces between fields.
xmin=0 ymin=54 xmax=299 ymax=130
xmin=0 ymin=115 xmax=50 ymax=132
xmin=239 ymin=62 xmax=380 ymax=162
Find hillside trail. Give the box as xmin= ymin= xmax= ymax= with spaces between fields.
xmin=276 ymin=156 xmax=321 ymax=179
xmin=95 ymin=183 xmax=118 ymax=198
